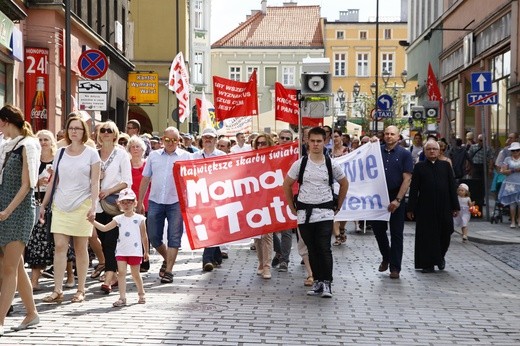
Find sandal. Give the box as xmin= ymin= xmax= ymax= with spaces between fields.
xmin=304 ymin=276 xmax=314 ymax=287
xmin=160 ymin=271 xmax=174 ymax=284
xmin=71 ymin=291 xmax=85 ymax=303
xmin=90 ymin=263 xmax=105 ymax=279
xmin=333 ymin=236 xmax=342 ymax=246
xmin=159 ymin=260 xmax=167 ymax=278
xmin=112 ymin=298 xmax=126 ymax=307
xmin=100 ymin=284 xmax=112 ymax=294
xmin=138 ymin=294 xmax=146 ymax=304
xmin=42 ymin=291 xmax=63 ymax=303
xmin=340 ymin=228 xmax=347 ymax=243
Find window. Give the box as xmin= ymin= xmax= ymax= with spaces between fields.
xmin=384 ymin=28 xmax=392 ymax=39
xmin=264 ymin=67 xmax=277 ymax=87
xmin=381 ymin=53 xmax=394 ymax=75
xmin=356 ymin=53 xmax=369 ymax=77
xmin=359 ymin=31 xmax=367 ymax=40
xmin=334 ymin=53 xmax=346 ymax=76
xmin=194 ymin=0 xmax=203 ymax=30
xmin=229 ymin=66 xmax=241 ymax=81
xmin=336 ymin=31 xmax=345 ymax=40
xmin=282 ymin=66 xmax=295 ymax=86
xmin=247 ymin=66 xmax=258 ymax=81
xmin=193 ymin=52 xmax=203 ymax=84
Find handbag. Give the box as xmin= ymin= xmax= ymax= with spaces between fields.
xmin=99 ymin=149 xmax=123 ymax=216
xmin=43 ymin=148 xmax=65 ymax=240
xmin=100 ymin=193 xmax=122 ymax=216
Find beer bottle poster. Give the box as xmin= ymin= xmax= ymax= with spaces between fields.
xmin=24 ymin=47 xmax=49 ymax=132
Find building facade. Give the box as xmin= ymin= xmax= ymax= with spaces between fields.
xmin=406 ymin=0 xmax=518 ymax=144
xmin=129 ymin=0 xmax=189 ymax=134
xmin=211 ymin=1 xmax=324 ymax=133
xmin=324 ymin=8 xmax=416 ymax=135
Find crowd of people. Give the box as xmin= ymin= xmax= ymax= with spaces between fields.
xmin=0 ymin=102 xmax=518 ymax=332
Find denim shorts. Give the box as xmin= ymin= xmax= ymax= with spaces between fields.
xmin=147 ymin=200 xmax=183 ymax=248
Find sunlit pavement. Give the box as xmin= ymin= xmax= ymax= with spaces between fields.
xmin=2 ymin=223 xmax=519 ymax=345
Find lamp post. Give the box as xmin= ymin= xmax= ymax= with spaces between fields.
xmin=337 ymin=86 xmax=345 ymax=113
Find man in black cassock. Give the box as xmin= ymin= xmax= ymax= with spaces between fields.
xmin=407 ymin=140 xmax=460 ymax=273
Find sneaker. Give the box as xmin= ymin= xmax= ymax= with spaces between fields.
xmin=306 ymin=281 xmax=323 ymax=296
xmin=278 ymin=262 xmax=288 ymax=272
xmin=321 ymin=281 xmax=332 ymax=298
xmin=262 ymin=269 xmax=271 ymax=279
xmin=271 ymin=255 xmax=281 ymax=268
xmin=42 ymin=266 xmax=54 ymax=279
xmin=203 ymin=262 xmax=214 ymax=272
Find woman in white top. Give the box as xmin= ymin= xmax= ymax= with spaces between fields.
xmin=96 ymin=121 xmax=132 ymax=294
xmin=40 ymin=115 xmax=100 ymax=304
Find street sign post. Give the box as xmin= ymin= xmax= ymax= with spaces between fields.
xmin=377 ymin=94 xmax=393 ymax=111
xmin=78 ymin=49 xmax=109 ymax=80
xmin=471 ymin=72 xmax=492 ymax=93
xmin=78 ymin=80 xmax=108 ymax=111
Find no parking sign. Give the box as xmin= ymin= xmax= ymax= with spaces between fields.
xmin=78 ymin=49 xmax=109 ymax=80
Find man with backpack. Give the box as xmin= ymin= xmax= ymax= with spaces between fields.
xmin=283 ymin=127 xmax=348 ymax=298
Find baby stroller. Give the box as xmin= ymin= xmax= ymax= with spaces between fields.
xmin=490 ymin=178 xmax=510 ymax=223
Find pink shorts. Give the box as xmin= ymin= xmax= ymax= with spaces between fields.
xmin=116 ymin=256 xmax=143 ymax=266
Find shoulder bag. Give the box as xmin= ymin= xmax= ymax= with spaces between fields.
xmin=43 ymin=148 xmax=65 ymax=240
xmin=99 ymin=149 xmax=123 ymax=216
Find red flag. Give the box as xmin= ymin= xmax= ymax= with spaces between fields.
xmin=168 ymin=52 xmax=190 ymax=123
xmin=427 ymin=63 xmax=443 ymax=120
xmin=274 ymin=82 xmax=322 ymax=126
xmin=213 ymin=70 xmax=259 ymax=121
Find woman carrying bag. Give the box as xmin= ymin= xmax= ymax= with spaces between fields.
xmin=40 ymin=115 xmax=100 ymax=304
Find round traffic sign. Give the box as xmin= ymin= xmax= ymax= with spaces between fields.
xmin=78 ymin=49 xmax=109 ymax=80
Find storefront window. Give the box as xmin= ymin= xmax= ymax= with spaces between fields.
xmin=445 ymin=78 xmax=459 ymax=135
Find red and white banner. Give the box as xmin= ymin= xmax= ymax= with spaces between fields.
xmin=196 ymin=90 xmax=214 ymax=130
xmin=168 ymin=52 xmax=190 ymax=123
xmin=274 ymin=82 xmax=322 ymax=126
xmin=24 ymin=47 xmax=49 ymax=132
xmin=427 ymin=63 xmax=443 ymax=120
xmin=213 ymin=70 xmax=258 ymax=121
xmin=174 ymin=142 xmax=299 ymax=249
xmin=174 ymin=141 xmax=391 ymax=249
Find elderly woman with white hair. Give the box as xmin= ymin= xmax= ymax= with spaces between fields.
xmin=127 ymin=135 xmax=150 ymax=271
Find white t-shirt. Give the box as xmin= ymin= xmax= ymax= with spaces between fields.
xmin=230 ymin=144 xmax=252 ymax=153
xmin=54 ymin=146 xmax=100 ymax=212
xmin=288 ymin=157 xmax=345 ymax=224
xmin=113 ymin=213 xmax=146 ymax=257
xmin=97 ymin=147 xmax=133 ymax=213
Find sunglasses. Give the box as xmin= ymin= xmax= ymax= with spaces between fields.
xmin=512 ymin=149 xmax=520 ymax=152
xmin=100 ymin=128 xmax=114 ymax=134
xmin=256 ymin=141 xmax=268 ymax=146
xmin=119 ymin=140 xmax=128 ymax=145
xmin=162 ymin=137 xmax=178 ymax=143
xmin=280 ymin=136 xmax=292 ymax=141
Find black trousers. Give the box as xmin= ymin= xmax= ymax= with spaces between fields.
xmin=299 ymin=220 xmax=334 ymax=282
xmin=96 ymin=211 xmax=119 ymax=272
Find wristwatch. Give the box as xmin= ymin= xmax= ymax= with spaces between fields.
xmin=395 ymin=197 xmax=402 ymax=203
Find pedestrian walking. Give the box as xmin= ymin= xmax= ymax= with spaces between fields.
xmin=407 ymin=140 xmax=460 ymax=273
xmin=498 ymin=141 xmax=520 ymax=228
xmin=283 ymin=127 xmax=348 ymax=298
xmin=370 ymin=125 xmax=413 ymax=279
xmin=453 ymin=183 xmax=473 ymax=242
xmin=0 ymin=105 xmax=41 ymax=334
xmin=91 ymin=188 xmax=148 ymax=307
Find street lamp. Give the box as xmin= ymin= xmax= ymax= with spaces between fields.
xmin=353 ymin=81 xmax=360 ymax=98
xmin=370 ymin=82 xmax=377 ymax=95
xmin=382 ymin=69 xmax=391 ymax=87
xmin=337 ymin=86 xmax=345 ymax=112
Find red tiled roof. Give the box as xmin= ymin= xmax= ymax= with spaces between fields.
xmin=212 ymin=5 xmax=323 ymax=48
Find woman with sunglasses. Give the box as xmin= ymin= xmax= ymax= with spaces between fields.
xmin=252 ymin=133 xmax=275 ymax=279
xmin=40 ymin=115 xmax=100 ymax=304
xmin=95 ymin=121 xmax=132 ymax=294
xmin=498 ymin=142 xmax=520 ymax=228
xmin=330 ymin=130 xmax=349 ymax=246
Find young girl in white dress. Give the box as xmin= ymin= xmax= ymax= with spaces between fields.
xmin=91 ymin=188 xmax=148 ymax=307
xmin=453 ymin=183 xmax=473 ymax=242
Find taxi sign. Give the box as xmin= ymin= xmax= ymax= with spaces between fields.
xmin=467 ymin=92 xmax=498 ymax=107
xmin=127 ymin=72 xmax=159 ymax=104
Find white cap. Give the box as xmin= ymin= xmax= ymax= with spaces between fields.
xmin=458 ymin=183 xmax=469 ymax=192
xmin=201 ymin=128 xmax=217 ymax=137
xmin=118 ymin=188 xmax=136 ymax=201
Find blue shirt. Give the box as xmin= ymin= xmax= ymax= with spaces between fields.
xmin=380 ymin=144 xmax=414 ymax=193
xmin=143 ymin=147 xmax=191 ymax=204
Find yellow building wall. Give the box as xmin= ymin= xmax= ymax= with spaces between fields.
xmin=130 ymin=0 xmax=189 ymax=134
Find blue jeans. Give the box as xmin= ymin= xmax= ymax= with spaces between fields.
xmin=273 ymin=230 xmax=293 ymax=263
xmin=299 ymin=220 xmax=334 ymax=282
xmin=147 ymin=201 xmax=183 ymax=249
xmin=203 ymin=247 xmax=222 ymax=265
xmin=372 ymin=201 xmax=405 ymax=272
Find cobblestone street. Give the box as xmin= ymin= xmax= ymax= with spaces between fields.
xmin=1 ymin=222 xmax=519 ymax=345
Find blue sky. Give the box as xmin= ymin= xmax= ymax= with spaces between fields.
xmin=210 ymin=0 xmax=404 ymax=43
